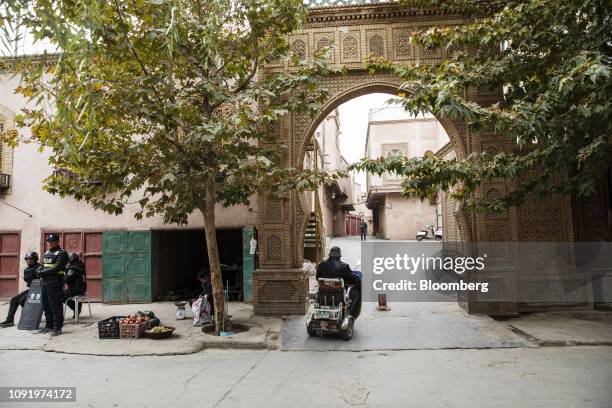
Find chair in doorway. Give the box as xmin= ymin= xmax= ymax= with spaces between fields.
xmin=63 ymin=295 xmax=93 ymax=323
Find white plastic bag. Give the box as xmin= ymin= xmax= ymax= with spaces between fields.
xmin=192 ymin=295 xmax=212 ymax=326
xmin=192 ymin=297 xmax=203 ymax=326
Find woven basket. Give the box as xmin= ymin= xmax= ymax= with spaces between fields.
xmin=146 ymin=326 xmax=175 ymax=340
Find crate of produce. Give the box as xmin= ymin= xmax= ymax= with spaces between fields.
xmin=119 ymin=316 xmax=160 ymax=339
xmin=98 ymin=316 xmax=125 ymax=339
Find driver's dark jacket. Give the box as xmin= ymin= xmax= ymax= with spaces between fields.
xmin=40 ymin=248 xmax=69 ymax=287
xmin=316 ymin=257 xmax=360 ymax=287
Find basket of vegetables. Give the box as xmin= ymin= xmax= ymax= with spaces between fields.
xmin=146 ymin=326 xmax=175 ymax=340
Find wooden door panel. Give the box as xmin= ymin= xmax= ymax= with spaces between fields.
xmin=103 ymin=231 xmax=127 ymax=254
xmin=102 ymin=254 xmax=127 ymax=303
xmin=1 ymin=234 xmax=19 ymax=253
xmin=0 ymin=232 xmax=20 ymax=300
xmin=0 ymin=256 xmax=18 ymax=276
xmin=126 ymin=238 xmax=151 ymax=302
xmin=64 ymin=232 xmax=83 ymax=254
xmin=85 ymin=233 xmax=103 ymax=253
xmin=128 ymin=231 xmax=150 ymax=254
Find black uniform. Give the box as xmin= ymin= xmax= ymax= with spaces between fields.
xmin=316 ymin=256 xmax=361 ymax=316
xmin=40 ymin=248 xmax=68 ymax=331
xmin=3 ymin=262 xmax=40 ymax=324
xmin=63 ymin=260 xmax=87 ymax=315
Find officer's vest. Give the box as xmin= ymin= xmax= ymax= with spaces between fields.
xmin=44 ymin=250 xmax=65 ymax=276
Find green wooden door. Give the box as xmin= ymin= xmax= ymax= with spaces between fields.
xmin=103 ymin=231 xmax=128 ymax=303
xmin=126 ymin=231 xmax=152 ymax=303
xmin=242 ymin=227 xmax=256 ymax=302
xmin=102 ymin=231 xmax=152 ymax=303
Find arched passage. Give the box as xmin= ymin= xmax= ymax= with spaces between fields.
xmin=292 ymin=76 xmax=471 ymax=268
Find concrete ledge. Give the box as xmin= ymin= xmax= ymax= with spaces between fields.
xmin=503 ymin=311 xmax=612 ymax=347
xmin=0 ymin=301 xmax=281 ymax=356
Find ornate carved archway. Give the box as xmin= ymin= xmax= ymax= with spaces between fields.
xmin=252 ymin=2 xmax=570 ymax=315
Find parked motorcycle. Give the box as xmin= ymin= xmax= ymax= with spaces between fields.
xmin=416 ymin=225 xmax=443 ymax=241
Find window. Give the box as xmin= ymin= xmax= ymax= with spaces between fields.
xmin=386 ymin=148 xmax=403 ymax=158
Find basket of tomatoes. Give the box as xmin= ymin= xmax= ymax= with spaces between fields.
xmin=119 ymin=314 xmax=160 ymax=339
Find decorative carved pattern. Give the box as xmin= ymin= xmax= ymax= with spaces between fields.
xmin=265 ymin=197 xmax=282 ymax=222
xmin=261 ymin=281 xmax=297 ymax=301
xmin=421 ymin=46 xmax=441 ymax=59
xmin=393 ymin=29 xmax=412 ymax=59
xmin=483 ymin=145 xmax=498 ymax=156
xmin=291 ymin=39 xmax=306 ymax=59
xmin=488 ymin=230 xmax=505 ymax=242
xmin=317 ymin=36 xmax=332 ymax=52
xmin=342 ymin=35 xmax=359 ymax=61
xmin=446 ymin=45 xmax=464 ymax=58
xmin=486 ymin=188 xmax=502 ymax=203
xmin=266 ymin=234 xmax=282 ymax=260
xmin=519 ymin=194 xmax=563 ymax=241
xmin=368 ymin=34 xmax=384 ymax=57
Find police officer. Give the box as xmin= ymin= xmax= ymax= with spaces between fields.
xmin=0 ymin=252 xmax=41 ymax=327
xmin=37 ymin=234 xmax=68 ymax=336
xmin=63 ymin=253 xmax=87 ymax=318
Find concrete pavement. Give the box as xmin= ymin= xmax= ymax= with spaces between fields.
xmin=2 ymin=347 xmax=611 ymax=407
xmin=281 ymin=302 xmax=535 ymax=351
xmin=0 ymin=302 xmax=282 ymax=356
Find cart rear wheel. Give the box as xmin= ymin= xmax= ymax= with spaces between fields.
xmin=307 ymin=323 xmax=318 ymax=337
xmin=342 ymin=318 xmax=354 ymax=341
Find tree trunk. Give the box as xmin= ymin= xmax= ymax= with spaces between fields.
xmin=200 ymin=181 xmax=225 ymax=335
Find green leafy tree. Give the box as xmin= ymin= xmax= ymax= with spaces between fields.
xmin=0 ymin=0 xmax=333 ymax=333
xmin=352 ymin=0 xmax=611 ymax=211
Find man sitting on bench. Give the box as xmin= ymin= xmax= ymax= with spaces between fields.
xmin=0 ymin=252 xmax=41 ymax=327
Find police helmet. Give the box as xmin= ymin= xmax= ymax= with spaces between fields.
xmin=68 ymin=253 xmax=80 ymax=263
xmin=24 ymin=251 xmax=38 ymax=261
xmin=46 ymin=233 xmax=60 ymax=242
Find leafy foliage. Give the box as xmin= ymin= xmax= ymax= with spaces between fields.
xmin=351 ymin=0 xmax=611 ymax=211
xmin=2 ymin=0 xmax=335 ymax=221
xmin=1 ymin=0 xmax=336 ymax=331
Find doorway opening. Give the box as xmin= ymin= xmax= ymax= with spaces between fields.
xmin=153 ymin=228 xmax=245 ymax=302
xmin=301 ymin=91 xmax=454 ymax=263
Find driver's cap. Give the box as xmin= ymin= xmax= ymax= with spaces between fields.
xmin=329 ymin=246 xmax=342 ymax=258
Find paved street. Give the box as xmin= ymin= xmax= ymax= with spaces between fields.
xmin=0 ymin=236 xmax=610 ymax=407
xmin=2 ymin=347 xmax=611 ymax=407
xmin=282 ymin=302 xmax=534 ymax=351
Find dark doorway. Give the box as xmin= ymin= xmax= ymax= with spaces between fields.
xmin=153 ymin=229 xmax=244 ymax=301
xmin=573 ymin=164 xmax=612 ymax=242
xmin=572 ymin=163 xmax=612 ymax=307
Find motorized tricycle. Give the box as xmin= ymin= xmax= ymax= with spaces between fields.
xmin=306 ymin=268 xmax=362 ymax=340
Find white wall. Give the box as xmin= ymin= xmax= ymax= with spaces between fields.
xmin=0 ymin=73 xmax=256 ymax=290
xmin=364 ymin=111 xmax=449 ymax=240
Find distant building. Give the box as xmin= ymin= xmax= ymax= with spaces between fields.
xmin=364 ymin=107 xmax=449 ymax=239
xmin=302 ymin=109 xmax=365 ymax=260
